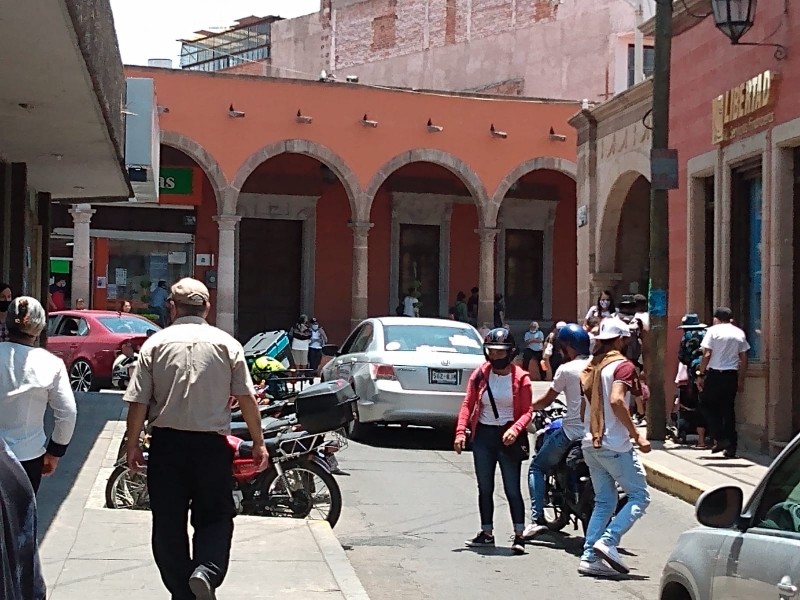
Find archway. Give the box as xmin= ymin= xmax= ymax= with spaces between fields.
xmin=493 ymin=161 xmax=577 ymax=327
xmin=366 ymin=151 xmax=487 ymax=320
xmin=233 ymin=150 xmax=357 ymax=344
xmin=598 ymin=171 xmax=651 ymax=298
xmin=161 ymin=131 xmax=228 ymax=214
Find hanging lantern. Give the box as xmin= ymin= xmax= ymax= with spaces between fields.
xmin=711 ymin=0 xmax=757 ymax=44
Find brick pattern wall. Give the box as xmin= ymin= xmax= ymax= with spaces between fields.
xmin=334 ymin=0 xmax=561 ymax=70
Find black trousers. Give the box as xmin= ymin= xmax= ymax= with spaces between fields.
xmin=20 ymin=455 xmax=44 ymax=494
xmin=148 ymin=428 xmax=235 ymax=600
xmin=522 ymin=349 xmax=544 ymax=379
xmin=701 ymin=370 xmax=738 ymax=450
xmin=308 ymin=347 xmax=323 ymax=372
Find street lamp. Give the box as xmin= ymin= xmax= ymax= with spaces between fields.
xmin=711 ymin=0 xmax=787 ymax=58
xmin=711 ymin=0 xmax=756 ymax=44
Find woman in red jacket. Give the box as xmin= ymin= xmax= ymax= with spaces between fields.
xmin=455 ymin=327 xmax=533 ymax=555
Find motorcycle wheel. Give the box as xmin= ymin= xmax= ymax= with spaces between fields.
xmin=105 ymin=465 xmax=150 ymax=510
xmin=542 ymin=473 xmax=571 ymax=532
xmin=256 ymin=459 xmax=342 ymax=527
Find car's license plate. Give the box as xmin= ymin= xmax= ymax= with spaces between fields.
xmin=326 ymin=455 xmax=339 ymax=472
xmin=429 ymin=369 xmax=459 ymax=385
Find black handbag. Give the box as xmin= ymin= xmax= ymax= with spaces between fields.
xmin=485 ymin=380 xmax=530 ymax=461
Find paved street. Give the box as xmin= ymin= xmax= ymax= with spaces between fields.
xmin=335 ymin=422 xmax=697 ymax=600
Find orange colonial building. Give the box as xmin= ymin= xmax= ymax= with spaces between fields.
xmin=120 ymin=66 xmax=579 ymax=343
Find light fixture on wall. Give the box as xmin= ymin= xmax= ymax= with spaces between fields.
xmin=490 ymin=124 xmax=507 ymax=138
xmin=549 ymin=126 xmax=567 ymax=142
xmin=711 ymin=0 xmax=788 ymax=59
xmin=426 ymin=118 xmax=443 ymax=133
xmin=361 ymin=114 xmax=378 ymax=128
xmin=296 ymin=109 xmax=313 ymax=124
xmin=320 ymin=164 xmax=337 ymax=184
xmin=228 ymin=104 xmax=245 ymax=118
xmin=157 ymin=105 xmax=170 ymax=114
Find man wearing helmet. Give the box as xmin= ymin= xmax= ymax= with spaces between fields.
xmin=523 ymin=323 xmax=592 ymax=541
xmin=455 ymin=327 xmax=533 ymax=555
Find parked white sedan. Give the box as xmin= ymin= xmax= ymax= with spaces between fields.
xmin=321 ymin=317 xmax=485 ymax=438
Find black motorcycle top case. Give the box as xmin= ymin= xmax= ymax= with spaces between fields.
xmin=295 ymin=380 xmax=356 ymax=433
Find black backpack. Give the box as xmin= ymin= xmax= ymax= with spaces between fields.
xmin=619 ymin=315 xmax=643 ymax=366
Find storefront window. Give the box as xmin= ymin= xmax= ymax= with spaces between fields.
xmin=106 ymin=240 xmax=193 ymax=307
xmin=746 ymin=178 xmax=763 ymax=359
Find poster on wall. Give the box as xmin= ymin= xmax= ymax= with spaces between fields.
xmin=115 ymin=268 xmax=127 ymax=286
xmin=96 ymin=277 xmax=107 ymax=289
xmin=107 ymin=284 xmax=118 ymax=300
xmin=168 ymin=251 xmax=187 ymax=265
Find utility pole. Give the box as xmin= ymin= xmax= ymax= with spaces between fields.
xmin=645 ymin=0 xmax=673 ymax=441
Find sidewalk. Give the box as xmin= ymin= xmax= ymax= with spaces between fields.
xmin=637 ymin=433 xmax=771 ymax=505
xmin=38 ymin=392 xmax=369 ymax=600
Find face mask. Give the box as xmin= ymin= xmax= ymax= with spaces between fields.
xmin=0 ymin=300 xmax=10 ymax=312
xmin=490 ymin=356 xmax=511 ymax=370
xmin=311 ymin=324 xmax=319 ymax=331
xmin=600 ymin=299 xmax=610 ymax=309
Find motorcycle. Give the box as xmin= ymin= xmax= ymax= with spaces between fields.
xmin=105 ymin=422 xmax=347 ymax=526
xmin=532 ymin=398 xmax=627 ymax=535
xmin=105 ymin=379 xmax=357 ymax=528
xmin=111 ymin=343 xmax=137 ymax=389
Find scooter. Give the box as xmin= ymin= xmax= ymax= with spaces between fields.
xmin=111 ymin=342 xmax=138 ymax=390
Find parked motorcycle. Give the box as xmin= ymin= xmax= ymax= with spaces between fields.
xmin=105 ymin=380 xmax=357 ymax=528
xmin=532 ymin=398 xmax=627 ymax=535
xmin=111 ymin=330 xmax=156 ymax=390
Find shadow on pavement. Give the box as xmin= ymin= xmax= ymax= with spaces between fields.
xmin=356 ymin=425 xmax=455 ymax=451
xmin=37 ymin=391 xmax=125 ymax=540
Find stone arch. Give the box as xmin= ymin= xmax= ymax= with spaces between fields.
xmin=160 ymin=130 xmax=229 ymax=214
xmin=229 ymin=139 xmax=361 ymax=217
xmin=363 ymin=149 xmax=490 ymax=225
xmin=597 ymin=167 xmax=651 ymax=273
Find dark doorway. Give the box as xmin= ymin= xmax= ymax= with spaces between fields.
xmin=505 ymin=229 xmax=544 ymax=319
xmin=399 ymin=224 xmax=440 ymax=317
xmin=703 ymin=177 xmax=715 ymax=324
xmin=238 ymin=218 xmax=302 ymax=341
xmin=793 ymin=148 xmax=800 ymax=437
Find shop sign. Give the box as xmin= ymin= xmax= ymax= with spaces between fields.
xmin=159 ymin=168 xmax=193 ymax=195
xmin=712 ymin=70 xmax=776 ymax=144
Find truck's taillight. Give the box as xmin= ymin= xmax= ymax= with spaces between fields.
xmin=370 ymin=364 xmax=396 ymax=381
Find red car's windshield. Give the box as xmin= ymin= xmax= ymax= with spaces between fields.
xmin=97 ymin=316 xmax=160 ymax=335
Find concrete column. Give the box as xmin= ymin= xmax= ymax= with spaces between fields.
xmin=69 ymin=204 xmax=95 ymax=307
xmin=349 ymin=221 xmax=373 ymax=328
xmin=476 ymin=227 xmax=499 ymax=328
xmin=214 ymin=215 xmax=241 ymax=335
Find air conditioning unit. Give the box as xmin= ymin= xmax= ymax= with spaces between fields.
xmin=124 ymin=78 xmax=160 ymax=203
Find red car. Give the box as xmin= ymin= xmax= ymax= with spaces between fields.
xmin=47 ymin=310 xmax=160 ymax=392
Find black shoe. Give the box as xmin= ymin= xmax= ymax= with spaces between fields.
xmin=189 ymin=567 xmax=216 ymax=600
xmin=466 ymin=531 xmax=495 ymax=547
xmin=512 ymin=535 xmax=526 ymax=555
xmin=723 ymin=449 xmax=737 ymax=459
xmin=711 ymin=440 xmax=731 ymax=454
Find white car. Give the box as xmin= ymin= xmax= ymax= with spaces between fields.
xmin=321 ymin=317 xmax=485 ymax=438
xmin=660 ymin=431 xmax=800 ymax=600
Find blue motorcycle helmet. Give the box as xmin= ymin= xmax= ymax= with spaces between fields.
xmin=556 ymin=323 xmax=591 ymax=357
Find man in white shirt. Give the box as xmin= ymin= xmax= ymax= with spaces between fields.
xmin=696 ymin=307 xmax=750 ymax=458
xmin=402 ymin=288 xmax=419 ymax=317
xmin=523 ymin=323 xmax=591 ymax=541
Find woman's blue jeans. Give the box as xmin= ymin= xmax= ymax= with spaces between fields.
xmin=472 ymin=423 xmax=526 ymax=533
xmin=581 ymin=446 xmax=651 ymax=562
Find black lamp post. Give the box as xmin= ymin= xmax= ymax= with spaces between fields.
xmin=711 ymin=0 xmax=756 ymax=44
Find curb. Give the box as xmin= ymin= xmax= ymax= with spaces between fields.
xmin=309 ymin=520 xmax=371 ymax=600
xmin=640 ymin=457 xmax=708 ymax=505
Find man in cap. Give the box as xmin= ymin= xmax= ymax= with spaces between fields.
xmin=695 ymin=307 xmax=750 ymax=458
xmin=124 ymin=278 xmax=267 ymax=600
xmin=578 ymin=317 xmax=651 ymax=577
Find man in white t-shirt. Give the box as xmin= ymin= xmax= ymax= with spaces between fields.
xmin=402 ymin=288 xmax=419 ymax=317
xmin=578 ymin=317 xmax=651 ymax=578
xmin=696 ymin=306 xmax=750 ymax=458
xmin=523 ymin=323 xmax=591 ymax=541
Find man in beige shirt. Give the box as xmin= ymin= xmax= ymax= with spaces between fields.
xmin=124 ymin=278 xmax=267 ymax=600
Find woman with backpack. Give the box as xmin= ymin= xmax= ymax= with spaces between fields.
xmin=454 ymin=327 xmax=533 ymax=555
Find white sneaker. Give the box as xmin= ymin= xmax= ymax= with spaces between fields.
xmin=578 ymin=560 xmax=620 ymax=578
xmin=522 ymin=523 xmax=548 ymax=540
xmin=592 ymin=540 xmax=630 ymax=574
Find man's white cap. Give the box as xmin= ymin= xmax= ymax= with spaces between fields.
xmin=595 ymin=316 xmax=631 ymax=341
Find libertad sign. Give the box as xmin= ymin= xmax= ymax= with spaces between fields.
xmin=712 ymin=70 xmax=776 ymax=145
